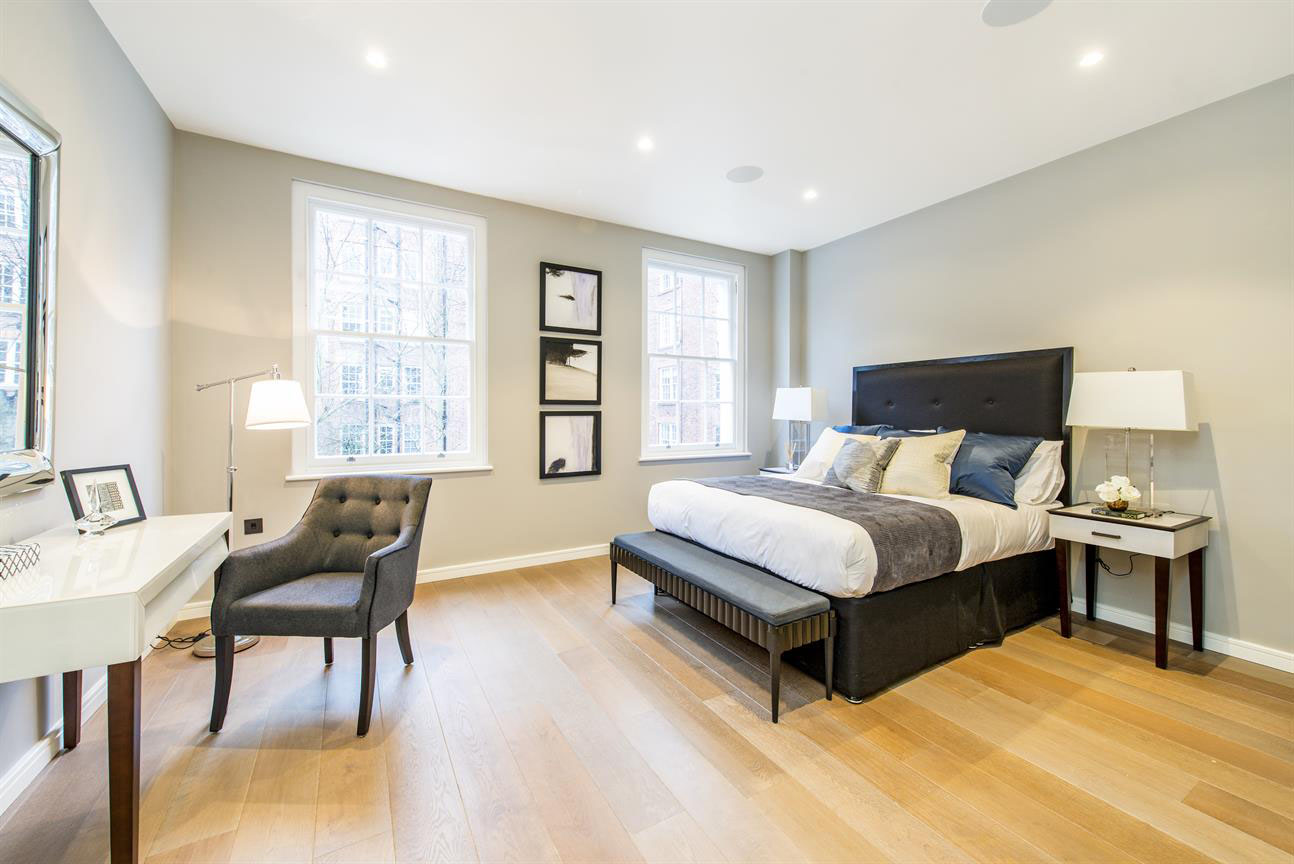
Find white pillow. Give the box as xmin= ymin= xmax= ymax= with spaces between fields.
xmin=1014 ymin=440 xmax=1065 ymax=505
xmin=794 ymin=428 xmax=879 ymax=482
xmin=879 ymin=429 xmax=966 ymax=499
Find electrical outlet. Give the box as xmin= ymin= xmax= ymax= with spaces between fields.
xmin=243 ymin=517 xmax=264 ymax=535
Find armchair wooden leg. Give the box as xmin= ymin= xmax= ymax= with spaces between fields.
xmin=209 ymin=635 xmax=234 ymax=733
xmin=395 ymin=611 xmax=414 ymax=665
xmin=357 ymin=636 xmax=377 ymax=737
xmin=323 ymin=638 xmax=334 ymax=665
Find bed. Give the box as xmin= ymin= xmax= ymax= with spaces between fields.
xmin=648 ymin=347 xmax=1073 ymax=701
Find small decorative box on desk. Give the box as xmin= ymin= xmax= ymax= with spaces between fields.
xmin=759 ymin=466 xmax=794 ymax=477
xmin=1049 ymin=503 xmax=1211 ymax=669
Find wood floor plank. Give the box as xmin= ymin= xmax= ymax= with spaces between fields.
xmin=5 ymin=558 xmax=1292 ymax=864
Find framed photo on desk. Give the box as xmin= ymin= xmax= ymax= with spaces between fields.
xmin=60 ymin=464 xmax=146 ymax=528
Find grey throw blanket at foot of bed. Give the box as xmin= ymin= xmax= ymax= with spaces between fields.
xmin=689 ymin=476 xmax=962 ymax=593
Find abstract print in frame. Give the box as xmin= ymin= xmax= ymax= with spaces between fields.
xmin=540 ymin=261 xmax=602 ymax=336
xmin=540 ymin=411 xmax=601 ymax=478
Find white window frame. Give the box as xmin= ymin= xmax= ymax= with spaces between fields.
xmin=291 ymin=180 xmax=489 ymax=478
xmin=640 ymin=248 xmax=747 ymax=460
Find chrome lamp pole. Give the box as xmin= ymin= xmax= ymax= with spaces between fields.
xmin=191 ymin=363 xmax=310 ymax=657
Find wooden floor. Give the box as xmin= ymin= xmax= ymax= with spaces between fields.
xmin=2 ymin=556 xmax=1292 ymax=863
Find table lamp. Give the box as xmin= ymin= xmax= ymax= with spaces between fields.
xmin=772 ymin=387 xmax=816 ymax=471
xmin=1065 ymin=369 xmax=1196 ymax=515
xmin=192 ymin=363 xmax=310 ymax=656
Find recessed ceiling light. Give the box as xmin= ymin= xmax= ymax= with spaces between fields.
xmin=981 ymin=0 xmax=1052 ymax=28
xmin=637 ymin=136 xmax=654 ymax=153
xmin=1078 ymin=50 xmax=1104 ymax=68
xmin=365 ymin=48 xmax=388 ymax=69
xmin=802 ymin=188 xmax=819 ymax=201
xmin=725 ymin=165 xmax=764 ymax=183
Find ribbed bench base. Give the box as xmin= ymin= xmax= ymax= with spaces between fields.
xmin=610 ymin=540 xmax=835 ymax=722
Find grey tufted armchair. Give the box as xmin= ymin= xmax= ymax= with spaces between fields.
xmin=209 ymin=474 xmax=433 ymax=736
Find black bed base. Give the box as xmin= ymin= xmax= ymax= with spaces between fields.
xmin=784 ymin=548 xmax=1060 ymax=702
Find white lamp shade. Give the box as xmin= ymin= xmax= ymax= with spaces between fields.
xmin=1066 ymin=370 xmax=1197 ymax=431
xmin=772 ymin=387 xmax=815 ymax=422
xmin=245 ymin=379 xmax=311 ymax=430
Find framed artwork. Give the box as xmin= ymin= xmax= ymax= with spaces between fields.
xmin=540 ymin=337 xmax=602 ymax=405
xmin=540 ymin=411 xmax=601 ymax=478
xmin=540 ymin=262 xmax=602 ymax=335
xmin=60 ymin=464 xmax=146 ymax=528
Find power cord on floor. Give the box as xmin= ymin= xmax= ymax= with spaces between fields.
xmin=1096 ymin=552 xmax=1139 ymax=577
xmin=152 ymin=629 xmax=210 ymax=649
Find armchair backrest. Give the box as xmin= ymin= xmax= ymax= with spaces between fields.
xmin=299 ymin=474 xmax=433 ymax=573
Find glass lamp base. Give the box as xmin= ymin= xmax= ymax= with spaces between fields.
xmin=191 ymin=633 xmax=260 ymax=657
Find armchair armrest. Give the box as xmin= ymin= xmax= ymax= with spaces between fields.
xmin=364 ymin=525 xmax=423 ymax=633
xmin=210 ymin=526 xmax=320 ymax=634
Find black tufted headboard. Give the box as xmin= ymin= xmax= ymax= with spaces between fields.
xmin=852 ymin=347 xmax=1073 ymax=504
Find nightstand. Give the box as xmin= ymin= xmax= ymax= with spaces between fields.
xmin=759 ymin=466 xmax=795 ymax=477
xmin=1050 ymin=504 xmax=1211 ymax=668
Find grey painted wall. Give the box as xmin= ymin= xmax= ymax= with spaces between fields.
xmin=801 ymin=78 xmax=1293 ymax=656
xmin=167 ymin=132 xmax=776 ymax=588
xmin=0 ymin=0 xmax=173 ymax=792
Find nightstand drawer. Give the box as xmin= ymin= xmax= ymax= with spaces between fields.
xmin=1049 ymin=514 xmax=1174 ymax=557
xmin=1049 ymin=513 xmax=1209 ymax=558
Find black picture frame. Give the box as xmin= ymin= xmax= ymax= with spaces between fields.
xmin=539 ymin=261 xmax=602 ymax=336
xmin=60 ymin=464 xmax=147 ymax=529
xmin=540 ymin=337 xmax=602 ymax=405
xmin=539 ymin=411 xmax=601 ymax=479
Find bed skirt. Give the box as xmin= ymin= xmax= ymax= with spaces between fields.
xmin=784 ymin=548 xmax=1059 ymax=701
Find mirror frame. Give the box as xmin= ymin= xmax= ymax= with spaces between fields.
xmin=0 ymin=79 xmax=59 ymax=498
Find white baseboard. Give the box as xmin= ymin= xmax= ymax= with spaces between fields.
xmin=0 ymin=673 xmax=108 ymax=819
xmin=175 ymin=599 xmax=211 ymax=621
xmin=417 ymin=542 xmax=609 ymax=584
xmin=1069 ymin=596 xmax=1294 ymax=672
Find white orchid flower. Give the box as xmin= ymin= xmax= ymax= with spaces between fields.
xmin=1095 ymin=482 xmax=1119 ymax=503
xmin=1120 ymin=484 xmax=1142 ymax=501
xmin=1110 ymin=475 xmax=1131 ymax=488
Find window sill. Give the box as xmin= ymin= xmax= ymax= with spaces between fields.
xmin=285 ymin=464 xmax=493 ymax=482
xmin=638 ymin=451 xmax=753 ymax=464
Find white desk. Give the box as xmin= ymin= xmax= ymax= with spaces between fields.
xmin=0 ymin=513 xmax=230 ymax=863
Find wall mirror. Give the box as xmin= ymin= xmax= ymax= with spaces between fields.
xmin=0 ymin=80 xmax=59 ymax=498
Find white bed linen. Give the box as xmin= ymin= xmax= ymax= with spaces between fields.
xmin=646 ymin=476 xmax=1057 ymax=598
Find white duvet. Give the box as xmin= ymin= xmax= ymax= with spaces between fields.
xmin=647 ymin=476 xmax=1057 ymax=598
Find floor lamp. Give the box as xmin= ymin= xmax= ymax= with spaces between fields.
xmin=191 ymin=363 xmax=311 ymax=657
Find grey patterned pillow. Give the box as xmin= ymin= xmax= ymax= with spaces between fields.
xmin=822 ymin=437 xmax=902 ymax=494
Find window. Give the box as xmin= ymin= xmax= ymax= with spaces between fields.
xmin=642 ymin=249 xmax=745 ymax=458
xmin=0 ymin=261 xmax=21 ymax=304
xmin=293 ymin=181 xmax=488 ymax=475
xmin=0 ymin=190 xmax=16 ymax=230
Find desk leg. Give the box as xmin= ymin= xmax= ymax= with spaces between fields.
xmin=108 ymin=658 xmax=141 ymax=864
xmin=1084 ymin=545 xmax=1098 ymax=621
xmin=62 ymin=670 xmax=82 ymax=750
xmin=1055 ymin=540 xmax=1072 ymax=638
xmin=1189 ymin=549 xmax=1204 ymax=652
xmin=1154 ymin=558 xmax=1171 ymax=669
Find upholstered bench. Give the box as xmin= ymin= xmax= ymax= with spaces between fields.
xmin=610 ymin=531 xmax=835 ymax=722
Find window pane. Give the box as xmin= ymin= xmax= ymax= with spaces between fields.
xmin=422 ymin=342 xmax=471 ymax=398
xmin=702 ymin=317 xmax=732 ymax=358
xmin=678 ymin=358 xmax=705 ymax=401
xmin=704 ymin=276 xmax=731 ymax=318
xmin=422 ymin=286 xmax=470 ymax=340
xmin=424 ymin=397 xmax=470 ymax=453
xmin=315 ymin=335 xmax=369 ymax=396
xmin=679 ymin=315 xmax=703 ymax=355
xmin=706 ymin=403 xmax=735 ymax=445
xmin=707 ymin=361 xmax=734 ymax=401
xmin=676 ymin=271 xmax=703 ymax=315
xmin=649 ymin=357 xmax=679 ymax=401
xmin=423 ymin=229 xmax=469 ymax=287
xmin=313 ymin=272 xmax=368 ymax=332
xmin=650 ymin=402 xmax=678 ymax=447
xmin=314 ymin=210 xmax=367 ymax=275
xmin=647 ymin=267 xmax=675 ymax=311
xmin=0 ymin=135 xmax=31 ymax=451
xmin=373 ymin=220 xmax=420 ymax=280
xmin=314 ymin=396 xmax=369 ymax=457
xmin=649 ymin=311 xmax=680 ymax=355
xmin=679 ymin=402 xmax=705 ymax=445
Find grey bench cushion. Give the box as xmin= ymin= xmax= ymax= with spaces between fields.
xmin=613 ymin=531 xmax=829 ymax=626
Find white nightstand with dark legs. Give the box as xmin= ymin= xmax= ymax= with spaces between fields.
xmin=1050 ymin=504 xmax=1211 ymax=669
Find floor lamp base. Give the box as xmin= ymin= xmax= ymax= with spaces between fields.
xmin=191 ymin=633 xmax=260 ymax=658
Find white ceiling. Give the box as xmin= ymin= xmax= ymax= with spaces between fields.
xmin=92 ymin=1 xmax=1292 ymax=255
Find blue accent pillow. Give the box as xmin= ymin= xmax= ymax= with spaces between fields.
xmin=947 ymin=432 xmax=1042 ymax=508
xmin=832 ymin=424 xmax=895 ymax=436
